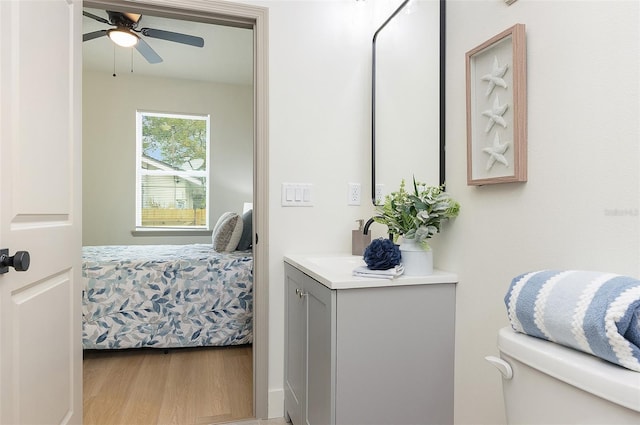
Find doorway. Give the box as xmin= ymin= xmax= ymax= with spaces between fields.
xmin=81 ymin=0 xmax=269 ymax=420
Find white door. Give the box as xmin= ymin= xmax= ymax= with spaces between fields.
xmin=0 ymin=0 xmax=82 ymax=423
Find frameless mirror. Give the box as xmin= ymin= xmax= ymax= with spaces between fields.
xmin=372 ymin=0 xmax=445 ymax=204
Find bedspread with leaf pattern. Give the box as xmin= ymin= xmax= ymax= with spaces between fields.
xmin=82 ymin=244 xmax=253 ymax=349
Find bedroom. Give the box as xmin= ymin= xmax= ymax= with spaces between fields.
xmin=82 ymin=4 xmax=256 ymax=423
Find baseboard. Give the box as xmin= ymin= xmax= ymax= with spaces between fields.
xmin=267 ymin=388 xmax=284 ymax=418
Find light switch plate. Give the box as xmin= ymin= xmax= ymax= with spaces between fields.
xmin=282 ymin=183 xmax=313 ymax=207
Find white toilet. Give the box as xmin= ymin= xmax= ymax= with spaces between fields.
xmin=487 ymin=327 xmax=640 ymax=424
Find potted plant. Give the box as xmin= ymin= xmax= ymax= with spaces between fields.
xmin=373 ymin=177 xmax=460 ymax=275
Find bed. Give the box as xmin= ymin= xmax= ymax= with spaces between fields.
xmin=82 ymin=243 xmax=253 ymax=350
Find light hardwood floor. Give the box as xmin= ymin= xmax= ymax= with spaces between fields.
xmin=83 ymin=345 xmax=253 ymax=425
xmin=222 ymin=419 xmax=287 ymax=425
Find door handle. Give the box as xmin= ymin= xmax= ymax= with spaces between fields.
xmin=0 ymin=249 xmax=30 ymax=274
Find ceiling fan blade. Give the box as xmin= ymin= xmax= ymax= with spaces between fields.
xmin=140 ymin=28 xmax=204 ymax=48
xmin=135 ymin=38 xmax=163 ymax=64
xmin=83 ymin=30 xmax=108 ymax=42
xmin=83 ymin=11 xmax=110 ymax=24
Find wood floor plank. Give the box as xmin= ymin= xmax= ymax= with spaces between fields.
xmin=119 ymin=351 xmax=172 ymax=424
xmin=83 ymin=346 xmax=253 ymax=425
xmin=157 ymin=349 xmax=211 ymax=424
xmin=195 ymin=346 xmax=252 ymax=423
xmin=197 ymin=348 xmax=233 ymax=417
xmin=222 ymin=346 xmax=253 ymax=420
xmin=84 ymin=350 xmax=147 ymax=425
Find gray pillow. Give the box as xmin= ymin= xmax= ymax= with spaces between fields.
xmin=236 ymin=209 xmax=253 ymax=251
xmin=212 ymin=212 xmax=243 ymax=252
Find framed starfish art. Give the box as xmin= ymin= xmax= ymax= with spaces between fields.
xmin=466 ymin=24 xmax=527 ymax=185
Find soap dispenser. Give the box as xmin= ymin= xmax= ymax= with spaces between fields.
xmin=352 ymin=219 xmax=372 ymax=256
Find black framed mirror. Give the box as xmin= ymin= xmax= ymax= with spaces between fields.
xmin=372 ymin=0 xmax=446 ymax=205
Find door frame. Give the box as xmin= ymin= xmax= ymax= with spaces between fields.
xmin=82 ymin=0 xmax=270 ymax=418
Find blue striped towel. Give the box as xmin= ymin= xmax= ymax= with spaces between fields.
xmin=505 ymin=270 xmax=640 ymax=372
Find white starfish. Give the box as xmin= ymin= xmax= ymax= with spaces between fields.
xmin=482 ymin=132 xmax=511 ymax=170
xmin=482 ymin=95 xmax=509 ymax=133
xmin=481 ymin=56 xmax=508 ymax=96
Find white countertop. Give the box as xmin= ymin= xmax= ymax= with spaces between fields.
xmin=284 ymin=253 xmax=458 ymax=290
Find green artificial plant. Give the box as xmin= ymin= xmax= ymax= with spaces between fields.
xmin=373 ymin=177 xmax=460 ymax=248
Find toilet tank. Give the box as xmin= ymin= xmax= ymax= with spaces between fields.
xmin=495 ymin=327 xmax=640 ymax=424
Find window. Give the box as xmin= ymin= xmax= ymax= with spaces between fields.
xmin=136 ymin=111 xmax=210 ymax=229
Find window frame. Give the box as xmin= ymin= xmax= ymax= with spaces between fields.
xmin=135 ymin=110 xmax=211 ymax=231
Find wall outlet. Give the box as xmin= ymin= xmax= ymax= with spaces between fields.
xmin=348 ymin=183 xmax=361 ymax=206
xmin=375 ymin=184 xmax=384 ymax=205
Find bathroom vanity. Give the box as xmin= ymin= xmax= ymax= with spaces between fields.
xmin=283 ymin=254 xmax=458 ymax=425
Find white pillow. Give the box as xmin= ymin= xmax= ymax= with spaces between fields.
xmin=212 ymin=212 xmax=243 ymax=252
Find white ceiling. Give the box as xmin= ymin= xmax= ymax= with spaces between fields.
xmin=82 ymin=7 xmax=253 ymax=85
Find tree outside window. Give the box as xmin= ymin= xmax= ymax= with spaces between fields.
xmin=136 ymin=111 xmax=210 ymax=229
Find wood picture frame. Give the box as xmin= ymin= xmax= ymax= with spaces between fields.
xmin=466 ymin=24 xmax=527 ymax=185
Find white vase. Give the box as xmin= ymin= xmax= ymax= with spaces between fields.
xmin=399 ymin=237 xmax=433 ymax=276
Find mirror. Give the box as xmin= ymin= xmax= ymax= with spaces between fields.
xmin=372 ymin=0 xmax=445 ymax=204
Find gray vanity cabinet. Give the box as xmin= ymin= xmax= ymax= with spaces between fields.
xmin=284 ymin=264 xmax=334 ymax=425
xmin=284 ymin=262 xmax=456 ymax=425
xmin=284 ymin=264 xmax=307 ymax=425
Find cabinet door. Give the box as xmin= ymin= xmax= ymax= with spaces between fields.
xmin=304 ymin=276 xmax=335 ymax=425
xmin=335 ymin=284 xmax=455 ymax=425
xmin=284 ymin=264 xmax=306 ymax=425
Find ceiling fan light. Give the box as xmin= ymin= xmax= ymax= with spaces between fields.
xmin=107 ymin=29 xmax=139 ymax=47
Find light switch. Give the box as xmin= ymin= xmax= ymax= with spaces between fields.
xmin=282 ymin=183 xmax=313 ymax=207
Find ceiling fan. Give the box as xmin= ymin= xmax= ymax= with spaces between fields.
xmin=83 ymin=10 xmax=205 ymax=64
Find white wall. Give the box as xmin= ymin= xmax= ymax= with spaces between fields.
xmin=83 ymin=71 xmax=253 ymax=245
xmin=440 ymin=1 xmax=640 ymax=423
xmin=247 ymin=0 xmax=446 ymax=416
xmin=255 ymin=0 xmax=639 ymax=422
xmin=253 ymin=0 xmax=377 ymax=412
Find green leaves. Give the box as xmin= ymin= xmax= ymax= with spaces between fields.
xmin=142 ymin=115 xmax=207 ymax=170
xmin=373 ymin=177 xmax=460 ymax=244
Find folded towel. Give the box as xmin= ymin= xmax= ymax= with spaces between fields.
xmin=353 ymin=264 xmax=404 ymax=280
xmin=505 ymin=270 xmax=640 ymax=372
